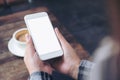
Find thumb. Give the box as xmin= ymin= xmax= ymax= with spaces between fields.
xmin=55 ymin=28 xmax=68 ymax=47
xmin=25 ymin=34 xmax=36 ymax=57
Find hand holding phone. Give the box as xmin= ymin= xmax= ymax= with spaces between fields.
xmin=24 ymin=12 xmax=63 ymax=60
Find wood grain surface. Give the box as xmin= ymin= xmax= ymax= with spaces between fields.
xmin=0 ymin=7 xmax=89 ymax=80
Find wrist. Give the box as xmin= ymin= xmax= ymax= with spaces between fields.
xmin=29 ymin=68 xmax=41 ymax=75
xmin=69 ymin=59 xmax=80 ymax=79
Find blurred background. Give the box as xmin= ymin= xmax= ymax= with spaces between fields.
xmin=0 ymin=0 xmax=109 ymax=54
xmin=0 ymin=0 xmax=110 ymax=80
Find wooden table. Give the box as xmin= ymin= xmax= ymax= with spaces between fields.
xmin=0 ymin=7 xmax=89 ymax=80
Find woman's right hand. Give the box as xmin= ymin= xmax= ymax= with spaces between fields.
xmin=52 ymin=28 xmax=81 ymax=79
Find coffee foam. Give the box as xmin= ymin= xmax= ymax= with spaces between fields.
xmin=15 ymin=30 xmax=28 ymax=42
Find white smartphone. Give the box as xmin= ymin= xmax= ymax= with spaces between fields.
xmin=24 ymin=12 xmax=63 ymax=60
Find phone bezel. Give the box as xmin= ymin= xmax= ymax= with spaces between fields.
xmin=24 ymin=12 xmax=63 ymax=60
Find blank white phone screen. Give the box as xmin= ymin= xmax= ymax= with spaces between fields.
xmin=27 ymin=16 xmax=61 ymax=55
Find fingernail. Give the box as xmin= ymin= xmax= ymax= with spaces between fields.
xmin=25 ymin=34 xmax=30 ymax=42
xmin=56 ymin=27 xmax=58 ymax=30
xmin=55 ymin=27 xmax=58 ymax=31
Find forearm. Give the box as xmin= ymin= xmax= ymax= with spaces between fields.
xmin=29 ymin=71 xmax=53 ymax=80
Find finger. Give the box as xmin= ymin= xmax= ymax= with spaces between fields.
xmin=25 ymin=34 xmax=36 ymax=57
xmin=55 ymin=28 xmax=68 ymax=46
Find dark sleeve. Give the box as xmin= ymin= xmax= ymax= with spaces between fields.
xmin=78 ymin=60 xmax=94 ymax=80
xmin=29 ymin=71 xmax=53 ymax=80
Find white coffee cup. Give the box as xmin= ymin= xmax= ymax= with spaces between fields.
xmin=12 ymin=28 xmax=28 ymax=49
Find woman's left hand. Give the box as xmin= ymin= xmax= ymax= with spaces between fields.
xmin=24 ymin=34 xmax=53 ymax=75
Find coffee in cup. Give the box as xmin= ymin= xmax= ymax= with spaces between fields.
xmin=13 ymin=28 xmax=28 ymax=44
xmin=15 ymin=29 xmax=28 ymax=42
xmin=12 ymin=28 xmax=28 ymax=49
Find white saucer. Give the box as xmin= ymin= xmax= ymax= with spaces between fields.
xmin=8 ymin=38 xmax=25 ymax=57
